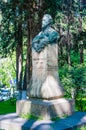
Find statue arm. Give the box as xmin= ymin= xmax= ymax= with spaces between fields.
xmin=32 ymin=32 xmax=43 ymax=52
xmin=32 ymin=32 xmax=49 ymax=52
xmin=32 ymin=32 xmax=42 ymax=43
xmin=32 ymin=28 xmax=59 ymax=53
xmin=49 ymin=31 xmax=59 ymax=44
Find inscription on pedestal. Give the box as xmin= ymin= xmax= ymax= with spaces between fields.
xmin=27 ymin=44 xmax=63 ymax=99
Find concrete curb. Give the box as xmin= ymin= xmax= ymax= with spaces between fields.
xmin=0 ymin=112 xmax=86 ymax=130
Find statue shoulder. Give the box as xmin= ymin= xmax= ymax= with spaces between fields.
xmin=48 ymin=27 xmax=58 ymax=35
xmin=32 ymin=31 xmax=43 ymax=42
xmin=35 ymin=31 xmax=43 ymax=38
xmin=47 ymin=27 xmax=59 ymax=38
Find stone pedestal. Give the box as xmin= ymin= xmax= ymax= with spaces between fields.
xmin=16 ymin=98 xmax=74 ymax=120
xmin=17 ymin=44 xmax=74 ymax=120
xmin=27 ymin=44 xmax=63 ymax=99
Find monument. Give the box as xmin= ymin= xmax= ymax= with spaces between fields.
xmin=28 ymin=14 xmax=63 ymax=99
xmin=16 ymin=14 xmax=74 ymax=120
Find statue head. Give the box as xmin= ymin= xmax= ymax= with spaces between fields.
xmin=42 ymin=14 xmax=53 ymax=29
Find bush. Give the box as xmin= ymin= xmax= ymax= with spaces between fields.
xmin=75 ymin=98 xmax=86 ymax=111
xmin=59 ymin=64 xmax=86 ymax=111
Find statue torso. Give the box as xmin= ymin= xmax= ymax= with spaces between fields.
xmin=32 ymin=26 xmax=59 ymax=53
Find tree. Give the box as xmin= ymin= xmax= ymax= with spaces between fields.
xmin=0 ymin=0 xmax=86 ymax=101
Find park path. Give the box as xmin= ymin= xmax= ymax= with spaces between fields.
xmin=0 ymin=112 xmax=86 ymax=130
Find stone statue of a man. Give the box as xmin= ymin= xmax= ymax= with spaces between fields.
xmin=17 ymin=15 xmax=73 ymax=119
xmin=32 ymin=14 xmax=59 ymax=53
xmin=28 ymin=14 xmax=63 ymax=99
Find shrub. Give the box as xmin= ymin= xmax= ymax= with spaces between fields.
xmin=59 ymin=64 xmax=86 ymax=111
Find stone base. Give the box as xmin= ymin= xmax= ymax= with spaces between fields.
xmin=16 ymin=98 xmax=74 ymax=120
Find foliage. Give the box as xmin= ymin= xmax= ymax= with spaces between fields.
xmin=0 ymin=0 xmax=86 ymax=103
xmin=0 ymin=54 xmax=16 ymax=87
xmin=70 ymin=64 xmax=86 ymax=111
xmin=0 ymin=0 xmax=16 ymax=56
xmin=45 ymin=0 xmax=62 ymax=17
xmin=59 ymin=64 xmax=74 ymax=98
xmin=0 ymin=0 xmax=63 ymax=57
xmin=59 ymin=63 xmax=86 ymax=99
xmin=59 ymin=61 xmax=86 ymax=111
xmin=76 ymin=98 xmax=86 ymax=111
xmin=70 ymin=64 xmax=86 ymax=86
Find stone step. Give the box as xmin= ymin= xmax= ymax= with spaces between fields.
xmin=16 ymin=99 xmax=74 ymax=120
xmin=0 ymin=112 xmax=86 ymax=130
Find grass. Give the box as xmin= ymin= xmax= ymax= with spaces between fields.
xmin=21 ymin=113 xmax=68 ymax=121
xmin=76 ymin=126 xmax=86 ymax=130
xmin=0 ymin=99 xmax=16 ymax=115
xmin=21 ymin=113 xmax=43 ymax=120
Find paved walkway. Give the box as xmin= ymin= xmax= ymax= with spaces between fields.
xmin=0 ymin=112 xmax=86 ymax=130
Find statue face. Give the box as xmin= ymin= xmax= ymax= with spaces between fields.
xmin=42 ymin=14 xmax=52 ymax=28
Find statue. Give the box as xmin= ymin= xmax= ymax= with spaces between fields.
xmin=28 ymin=14 xmax=63 ymax=99
xmin=32 ymin=14 xmax=59 ymax=53
xmin=17 ymin=14 xmax=74 ymax=120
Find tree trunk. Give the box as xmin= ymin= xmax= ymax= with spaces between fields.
xmin=78 ymin=13 xmax=83 ymax=64
xmin=16 ymin=23 xmax=23 ymax=99
xmin=67 ymin=11 xmax=71 ymax=66
xmin=25 ymin=0 xmax=44 ymax=91
xmin=26 ymin=19 xmax=32 ymax=90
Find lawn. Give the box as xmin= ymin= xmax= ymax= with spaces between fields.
xmin=77 ymin=126 xmax=86 ymax=130
xmin=0 ymin=99 xmax=16 ymax=115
